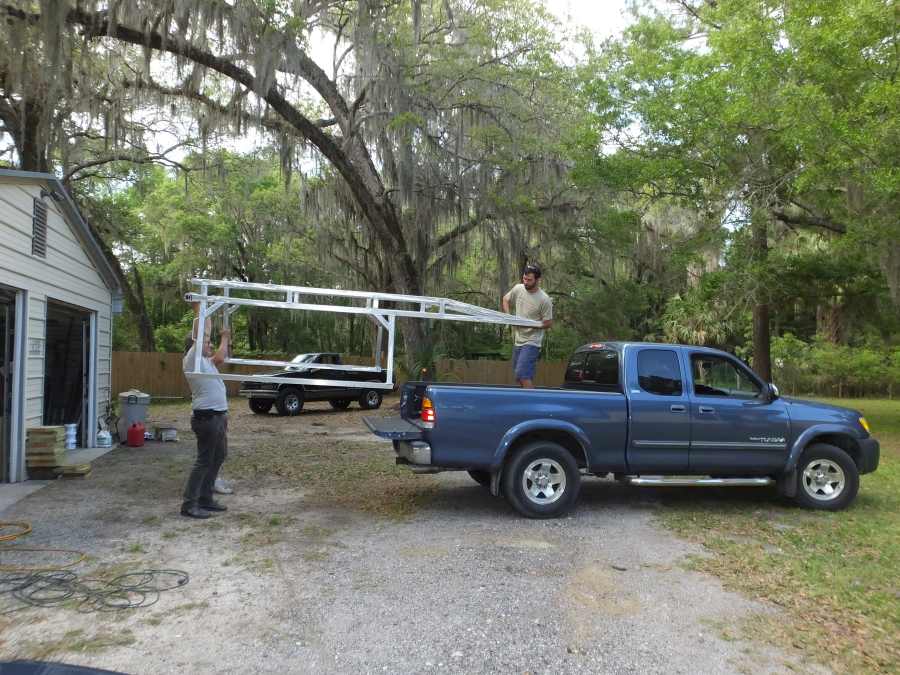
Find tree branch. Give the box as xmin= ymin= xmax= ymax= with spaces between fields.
xmin=435 ymin=215 xmax=490 ymax=249
xmin=64 ymin=143 xmax=192 ymax=182
xmin=771 ymin=207 xmax=847 ymax=234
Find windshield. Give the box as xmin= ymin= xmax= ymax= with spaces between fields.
xmin=290 ymin=354 xmax=317 ymax=364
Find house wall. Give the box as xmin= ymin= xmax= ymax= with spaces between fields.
xmin=0 ymin=179 xmax=113 ymax=477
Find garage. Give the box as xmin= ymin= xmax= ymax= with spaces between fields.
xmin=0 ymin=169 xmax=122 ymax=482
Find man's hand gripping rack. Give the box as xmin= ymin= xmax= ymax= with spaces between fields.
xmin=184 ymin=278 xmax=541 ymax=390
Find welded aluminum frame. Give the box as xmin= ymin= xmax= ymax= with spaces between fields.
xmin=184 ymin=278 xmax=542 ymax=390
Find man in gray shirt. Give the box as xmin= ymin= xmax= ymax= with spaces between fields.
xmin=181 ymin=320 xmax=231 ymax=519
xmin=502 ymin=264 xmax=553 ymax=388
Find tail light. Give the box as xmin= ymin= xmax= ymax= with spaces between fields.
xmin=421 ymin=396 xmax=436 ymax=423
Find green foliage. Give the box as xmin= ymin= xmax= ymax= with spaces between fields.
xmin=771 ymin=335 xmax=900 ymax=397
xmin=53 ymin=0 xmax=898 ymax=370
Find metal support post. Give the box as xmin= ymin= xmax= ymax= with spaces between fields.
xmin=386 ymin=315 xmax=396 ymax=387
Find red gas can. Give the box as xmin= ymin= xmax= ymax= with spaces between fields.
xmin=126 ymin=422 xmax=146 ymax=447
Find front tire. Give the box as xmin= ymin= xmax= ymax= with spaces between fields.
xmin=276 ymin=388 xmax=304 ymax=416
xmin=358 ymin=389 xmax=383 ymax=410
xmin=502 ymin=441 xmax=581 ymax=519
xmin=248 ymin=398 xmax=274 ymax=415
xmin=794 ymin=443 xmax=859 ymax=510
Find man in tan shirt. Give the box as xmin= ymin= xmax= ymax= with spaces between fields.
xmin=502 ymin=264 xmax=553 ymax=388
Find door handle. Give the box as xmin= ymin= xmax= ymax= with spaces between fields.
xmin=699 ymin=406 xmax=715 ymax=414
xmin=670 ymin=404 xmax=686 ymax=412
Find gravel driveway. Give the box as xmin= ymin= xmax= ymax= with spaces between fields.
xmin=0 ymin=399 xmax=825 ymax=674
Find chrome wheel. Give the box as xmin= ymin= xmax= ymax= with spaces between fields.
xmin=801 ymin=458 xmax=845 ymax=501
xmin=359 ymin=389 xmax=382 ymax=409
xmin=521 ymin=458 xmax=566 ymax=505
xmin=284 ymin=394 xmax=301 ymax=413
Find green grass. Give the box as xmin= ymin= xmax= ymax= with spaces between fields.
xmin=658 ymin=398 xmax=900 ymax=673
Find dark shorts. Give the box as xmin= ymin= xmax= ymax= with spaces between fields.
xmin=512 ymin=344 xmax=540 ymax=381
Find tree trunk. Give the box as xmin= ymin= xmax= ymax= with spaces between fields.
xmin=19 ymin=98 xmax=49 ymax=173
xmin=880 ymin=240 xmax=900 ymax=309
xmin=751 ymin=210 xmax=771 ymax=381
xmin=816 ymin=298 xmax=845 ymax=344
xmin=0 ymin=91 xmax=50 ymax=173
xmin=128 ymin=264 xmax=156 ymax=352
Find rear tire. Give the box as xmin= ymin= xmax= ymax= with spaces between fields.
xmin=358 ymin=389 xmax=383 ymax=410
xmin=794 ymin=443 xmax=859 ymax=510
xmin=468 ymin=470 xmax=491 ymax=488
xmin=502 ymin=441 xmax=581 ymax=519
xmin=275 ymin=388 xmax=304 ymax=416
xmin=329 ymin=399 xmax=352 ymax=410
xmin=248 ymin=398 xmax=273 ymax=415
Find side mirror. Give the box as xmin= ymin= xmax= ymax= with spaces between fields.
xmin=768 ymin=382 xmax=780 ymax=400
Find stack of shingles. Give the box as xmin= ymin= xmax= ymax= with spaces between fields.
xmin=25 ymin=426 xmax=66 ymax=472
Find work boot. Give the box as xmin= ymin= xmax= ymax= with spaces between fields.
xmin=180 ymin=504 xmax=212 ymax=519
xmin=198 ymin=498 xmax=228 ymax=512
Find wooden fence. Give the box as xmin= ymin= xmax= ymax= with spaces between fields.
xmin=111 ymin=352 xmax=569 ymax=399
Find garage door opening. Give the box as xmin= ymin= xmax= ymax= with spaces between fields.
xmin=44 ymin=300 xmax=92 ymax=448
xmin=0 ymin=287 xmax=15 ymax=482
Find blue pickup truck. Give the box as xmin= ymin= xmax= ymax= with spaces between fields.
xmin=364 ymin=341 xmax=880 ymax=518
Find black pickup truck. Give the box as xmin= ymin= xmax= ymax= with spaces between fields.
xmin=239 ymin=352 xmax=387 ymax=415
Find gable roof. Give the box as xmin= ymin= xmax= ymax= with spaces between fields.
xmin=0 ymin=168 xmax=124 ymax=299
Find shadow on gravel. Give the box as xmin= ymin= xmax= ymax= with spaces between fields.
xmin=577 ymin=481 xmax=782 ymax=512
xmin=411 ymin=477 xmax=786 ymax=520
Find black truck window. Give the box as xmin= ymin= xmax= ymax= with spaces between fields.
xmin=564 ymin=353 xmax=586 ymax=381
xmin=565 ymin=350 xmax=620 ymax=390
xmin=637 ymin=349 xmax=683 ymax=396
xmin=583 ymin=351 xmax=619 ymax=388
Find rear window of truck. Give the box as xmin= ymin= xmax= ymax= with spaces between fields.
xmin=565 ymin=350 xmax=620 ymax=391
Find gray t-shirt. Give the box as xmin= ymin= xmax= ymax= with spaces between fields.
xmin=504 ymin=284 xmax=553 ymax=347
xmin=183 ymin=346 xmax=228 ymax=411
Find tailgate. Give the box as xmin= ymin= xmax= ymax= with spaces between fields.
xmin=363 ymin=416 xmax=424 ymax=440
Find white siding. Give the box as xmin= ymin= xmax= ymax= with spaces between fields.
xmin=0 ymin=178 xmax=114 ymax=473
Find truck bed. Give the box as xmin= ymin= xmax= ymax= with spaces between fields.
xmin=399 ymin=382 xmax=629 ymax=472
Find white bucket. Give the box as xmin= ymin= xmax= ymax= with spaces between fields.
xmin=64 ymin=423 xmax=77 ymax=449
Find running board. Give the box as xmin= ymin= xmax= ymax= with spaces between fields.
xmin=627 ymin=476 xmax=773 ymax=487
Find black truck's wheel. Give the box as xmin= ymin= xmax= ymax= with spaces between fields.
xmin=358 ymin=389 xmax=383 ymax=410
xmin=794 ymin=443 xmax=859 ymax=510
xmin=275 ymin=387 xmax=304 ymax=416
xmin=329 ymin=399 xmax=352 ymax=410
xmin=502 ymin=441 xmax=581 ymax=519
xmin=248 ymin=398 xmax=274 ymax=415
xmin=468 ymin=470 xmax=491 ymax=488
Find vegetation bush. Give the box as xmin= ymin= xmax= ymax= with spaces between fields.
xmin=772 ymin=335 xmax=900 ymax=398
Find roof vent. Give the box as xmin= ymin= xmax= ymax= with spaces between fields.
xmin=32 ymin=197 xmax=48 ymax=257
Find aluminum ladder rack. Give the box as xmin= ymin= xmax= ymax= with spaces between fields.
xmin=184 ymin=278 xmax=541 ymax=390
